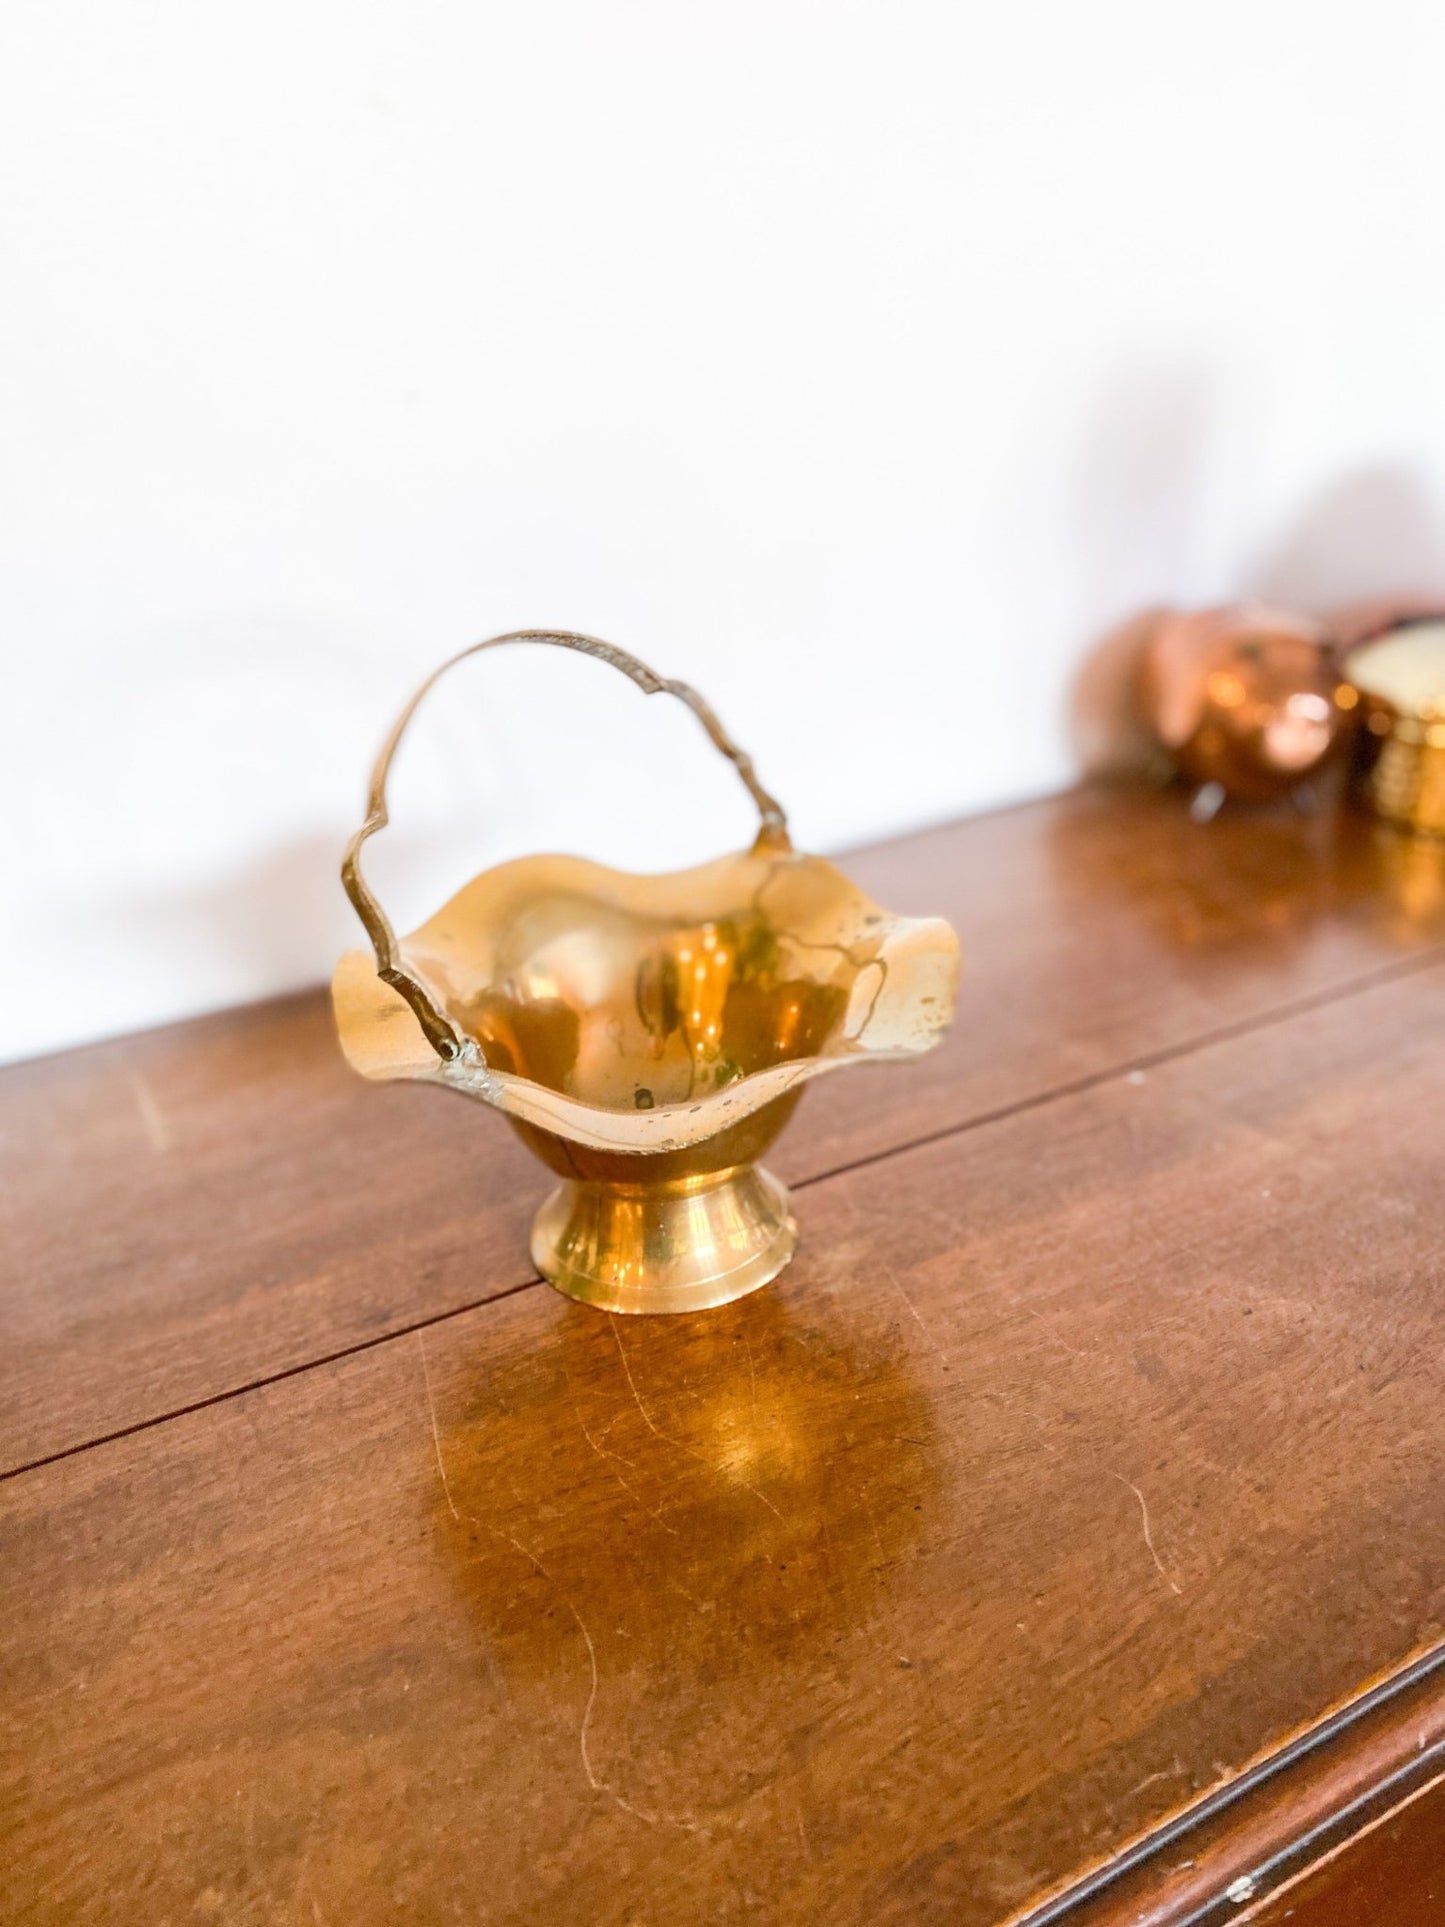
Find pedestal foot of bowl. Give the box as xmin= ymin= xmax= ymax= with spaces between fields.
xmin=531 ymin=1165 xmax=796 ymax=1314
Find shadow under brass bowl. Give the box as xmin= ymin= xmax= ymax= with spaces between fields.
xmin=332 ymin=632 xmax=960 ymax=1315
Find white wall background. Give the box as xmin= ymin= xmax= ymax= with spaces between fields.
xmin=4 ymin=0 xmax=1445 ymax=1064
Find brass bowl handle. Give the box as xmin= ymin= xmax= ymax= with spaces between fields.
xmin=341 ymin=629 xmax=791 ymax=1063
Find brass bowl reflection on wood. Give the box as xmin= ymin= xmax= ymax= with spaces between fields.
xmin=332 ymin=631 xmax=959 ymax=1315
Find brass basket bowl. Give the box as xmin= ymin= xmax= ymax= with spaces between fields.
xmin=332 ymin=632 xmax=960 ymax=1315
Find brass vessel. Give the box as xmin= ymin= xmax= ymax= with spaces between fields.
xmin=333 ymin=632 xmax=959 ymax=1314
xmin=1343 ymin=618 xmax=1445 ymax=838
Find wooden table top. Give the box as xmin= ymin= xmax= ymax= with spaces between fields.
xmin=4 ymin=781 xmax=1444 ymax=1924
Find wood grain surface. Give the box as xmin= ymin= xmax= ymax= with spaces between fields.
xmin=4 ymin=784 xmax=1444 ymax=1477
xmin=4 ymin=898 xmax=1444 ymax=1926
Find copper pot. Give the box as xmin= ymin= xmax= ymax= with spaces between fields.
xmin=1139 ymin=605 xmax=1353 ymax=801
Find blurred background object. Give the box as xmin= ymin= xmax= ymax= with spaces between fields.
xmin=1343 ymin=618 xmax=1445 ymax=837
xmin=1137 ymin=605 xmax=1351 ymax=819
xmin=5 ymin=0 xmax=1445 ymax=1061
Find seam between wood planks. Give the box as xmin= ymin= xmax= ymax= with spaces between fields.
xmin=4 ymin=940 xmax=1443 ymax=1489
xmin=793 ymin=941 xmax=1445 ymax=1195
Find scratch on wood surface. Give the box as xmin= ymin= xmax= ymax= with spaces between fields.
xmin=128 ymin=1072 xmax=172 ymax=1153
xmin=412 ymin=1334 xmax=710 ymax=1831
xmin=562 ymin=1359 xmax=680 ymax=1538
xmin=482 ymin=1514 xmax=709 ymax=1834
xmin=862 ymin=1492 xmax=886 ymax=1565
xmin=416 ymin=1331 xmax=459 ymax=1522
xmin=608 ymin=1315 xmax=784 ymax=1524
xmin=607 ymin=1313 xmax=674 ymax=1448
xmin=979 ymin=1386 xmax=1061 ymax=1457
xmin=1126 ymin=1756 xmax=1186 ymax=1801
xmin=1127 ymin=1767 xmax=1169 ymax=1800
xmin=885 ymin=1260 xmax=947 ymax=1359
xmin=1033 ymin=1308 xmax=1085 ymax=1362
xmin=1111 ymin=1472 xmax=1183 ymax=1596
xmin=571 ymin=1592 xmax=621 ymax=1813
xmin=839 ymin=1184 xmax=948 ymax=1362
xmin=795 ymin=1804 xmax=815 ymax=1861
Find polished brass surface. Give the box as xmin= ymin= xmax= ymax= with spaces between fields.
xmin=1344 ymin=619 xmax=1445 ymax=838
xmin=530 ymin=1165 xmax=797 ymax=1314
xmin=341 ymin=630 xmax=790 ymax=1063
xmin=1139 ymin=605 xmax=1353 ymax=801
xmin=333 ymin=631 xmax=959 ymax=1313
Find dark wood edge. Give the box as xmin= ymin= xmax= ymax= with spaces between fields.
xmin=1191 ymin=1751 xmax=1445 ymax=1926
xmin=1231 ymin=1763 xmax=1445 ymax=1924
xmin=1009 ymin=1643 xmax=1445 ymax=1927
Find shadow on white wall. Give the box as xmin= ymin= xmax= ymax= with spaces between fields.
xmin=1250 ymin=468 xmax=1445 ymax=613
